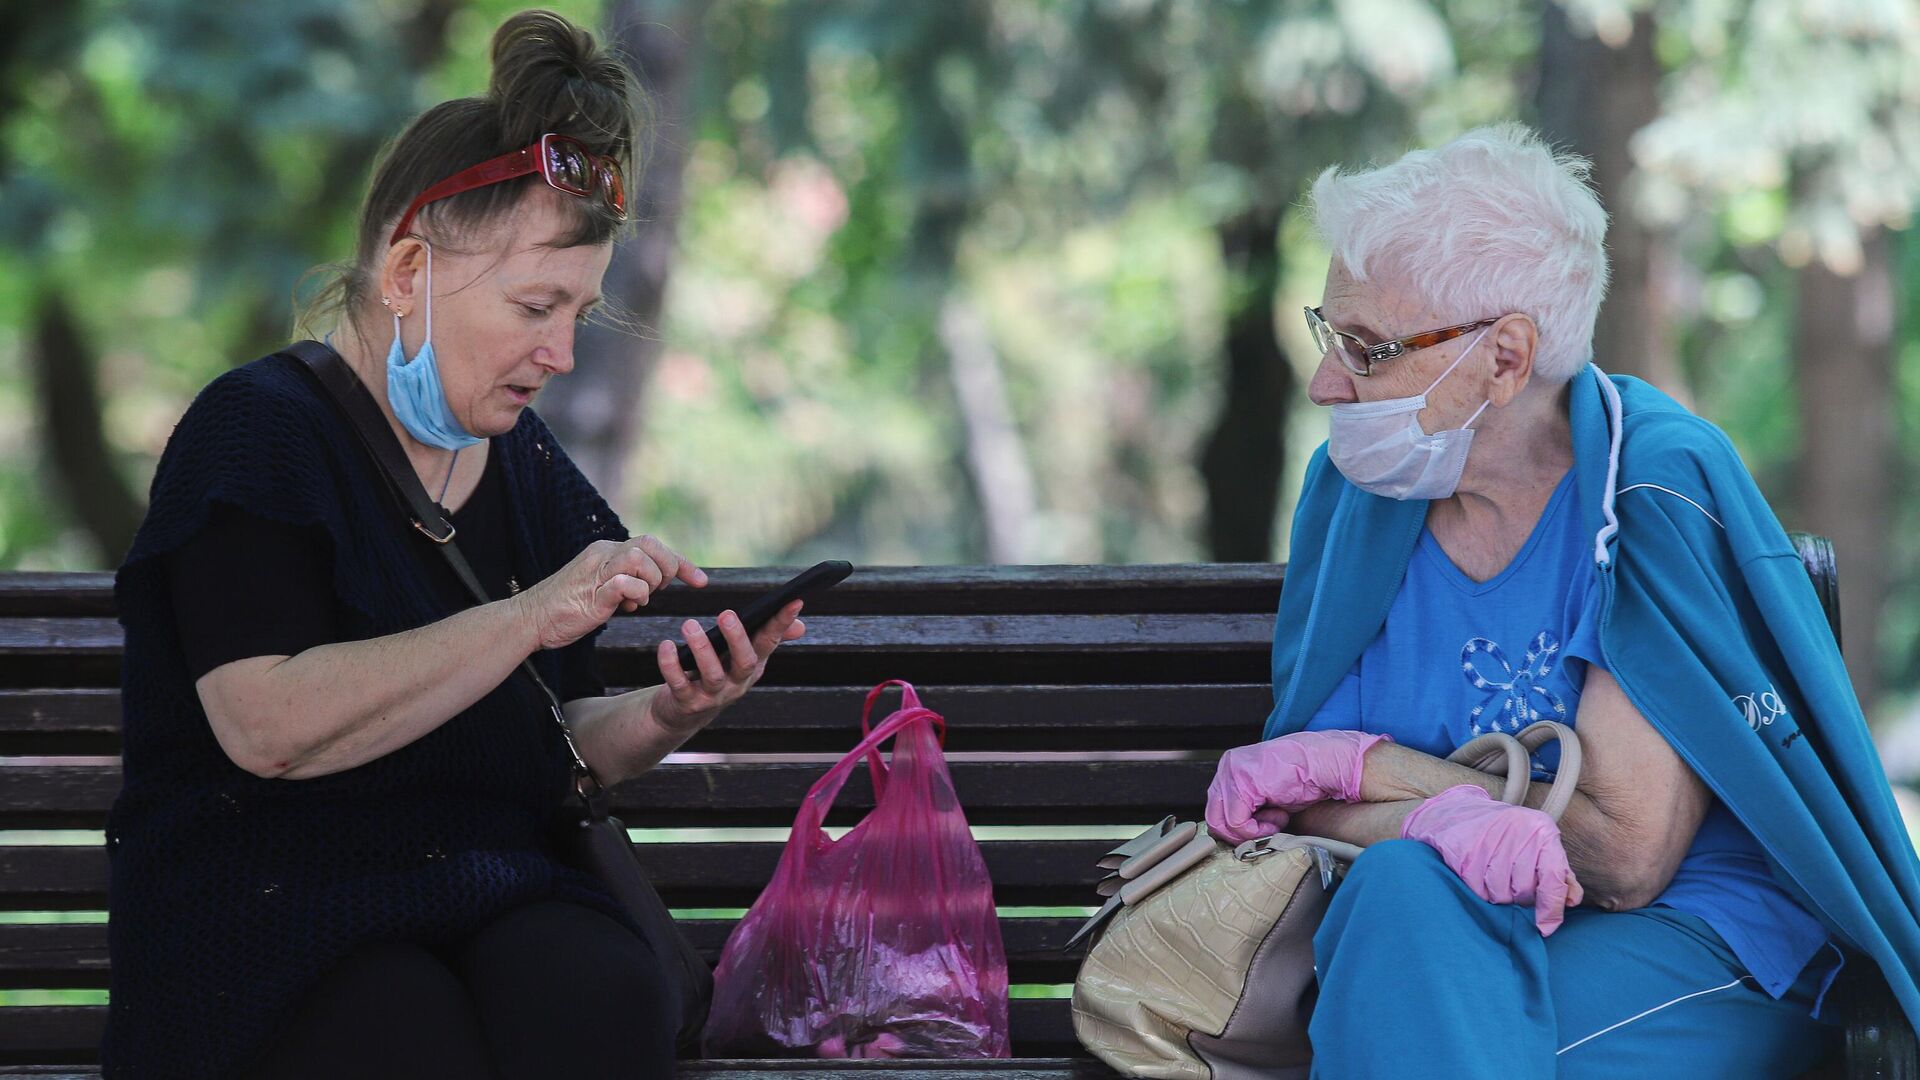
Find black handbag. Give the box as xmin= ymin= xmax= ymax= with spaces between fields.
xmin=286 ymin=339 xmax=714 ymax=1048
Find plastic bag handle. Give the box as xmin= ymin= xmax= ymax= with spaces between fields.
xmin=859 ymin=680 xmax=948 ymax=797
xmin=796 ymin=694 xmax=947 ymax=839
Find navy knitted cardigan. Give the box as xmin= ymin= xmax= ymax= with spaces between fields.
xmin=104 ymin=351 xmax=630 ymax=1078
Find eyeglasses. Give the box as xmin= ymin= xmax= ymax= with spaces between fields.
xmin=389 ymin=133 xmax=627 ymax=247
xmin=1305 ymin=306 xmax=1502 ymax=378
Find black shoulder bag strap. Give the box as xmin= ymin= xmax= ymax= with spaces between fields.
xmin=282 ymin=339 xmax=601 ymax=802
xmin=284 ymin=338 xmax=714 ymax=1041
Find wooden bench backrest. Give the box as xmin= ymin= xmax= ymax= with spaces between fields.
xmin=0 ymin=538 xmax=1858 ymax=1067
xmin=0 ymin=564 xmax=1287 ymax=1064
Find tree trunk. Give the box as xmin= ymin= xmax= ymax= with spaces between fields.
xmin=1795 ymin=229 xmax=1895 ymax=715
xmin=1200 ymin=207 xmax=1294 ymax=562
xmin=29 ymin=288 xmax=143 ymax=565
xmin=1535 ymin=4 xmax=1687 ymax=402
xmin=940 ymin=294 xmax=1038 ymax=563
xmin=535 ymin=0 xmax=703 ymax=501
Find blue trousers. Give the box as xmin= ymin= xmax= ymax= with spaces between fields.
xmin=1308 ymin=841 xmax=1836 ymax=1079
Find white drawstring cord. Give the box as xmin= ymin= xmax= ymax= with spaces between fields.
xmin=1592 ymin=364 xmax=1624 ymax=568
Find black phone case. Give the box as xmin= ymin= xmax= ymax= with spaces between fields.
xmin=675 ymin=560 xmax=851 ymax=674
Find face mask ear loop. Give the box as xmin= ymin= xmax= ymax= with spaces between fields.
xmin=390 ymin=240 xmax=434 ymax=363
xmin=420 ymin=241 xmax=434 ymax=345
xmin=1423 ymin=322 xmax=1495 ymax=397
xmin=1460 ymin=399 xmax=1493 ymax=430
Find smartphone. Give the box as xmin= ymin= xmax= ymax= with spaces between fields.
xmin=674 ymin=560 xmax=851 ymax=676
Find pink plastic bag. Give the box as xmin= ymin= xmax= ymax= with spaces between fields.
xmin=704 ymin=681 xmax=1011 ymax=1059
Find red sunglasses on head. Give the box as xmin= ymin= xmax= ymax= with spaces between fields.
xmin=389 ymin=132 xmax=627 ymax=246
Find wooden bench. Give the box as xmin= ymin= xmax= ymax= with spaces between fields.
xmin=0 ymin=552 xmax=1909 ymax=1078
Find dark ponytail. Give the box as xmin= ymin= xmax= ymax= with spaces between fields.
xmin=298 ymin=9 xmax=644 ymax=333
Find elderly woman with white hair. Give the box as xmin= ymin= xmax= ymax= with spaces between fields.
xmin=1205 ymin=123 xmax=1920 ymax=1076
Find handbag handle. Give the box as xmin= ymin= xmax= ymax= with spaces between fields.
xmin=1447 ymin=720 xmax=1582 ymax=821
xmin=1444 ymin=730 xmax=1532 ymax=806
xmin=858 ymin=680 xmax=948 ymax=799
xmin=792 ymin=701 xmax=946 ymax=841
xmin=283 ymin=340 xmax=604 ymax=805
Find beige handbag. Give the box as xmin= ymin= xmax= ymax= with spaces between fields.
xmin=1069 ymin=721 xmax=1582 ymax=1079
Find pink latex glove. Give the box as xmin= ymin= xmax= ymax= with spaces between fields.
xmin=1205 ymin=730 xmax=1392 ymax=843
xmin=1400 ymin=784 xmax=1585 ymax=936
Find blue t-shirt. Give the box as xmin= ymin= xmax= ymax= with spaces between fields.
xmin=1304 ymin=470 xmax=1832 ymax=1001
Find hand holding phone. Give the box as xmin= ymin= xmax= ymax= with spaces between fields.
xmin=675 ymin=560 xmax=851 ymax=676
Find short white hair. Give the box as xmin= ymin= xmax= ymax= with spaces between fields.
xmin=1307 ymin=123 xmax=1610 ymax=383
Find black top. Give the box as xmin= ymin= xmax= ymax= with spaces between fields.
xmin=164 ymin=444 xmax=601 ymax=698
xmin=105 ymin=351 xmax=630 ymax=1079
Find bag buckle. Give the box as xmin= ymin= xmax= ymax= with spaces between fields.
xmin=412 ymin=516 xmax=457 ymax=544
xmin=1235 ymin=834 xmax=1346 ymax=890
xmin=1234 ymin=835 xmax=1282 ymax=861
xmin=573 ymin=765 xmax=605 ymax=802
xmin=549 ymin=704 xmax=604 ymax=803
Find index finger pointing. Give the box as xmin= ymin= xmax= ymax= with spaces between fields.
xmin=642 ymin=535 xmax=706 ymax=588
xmin=632 ymin=536 xmax=679 ymax=581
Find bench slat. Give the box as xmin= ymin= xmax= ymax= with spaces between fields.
xmin=0 ymin=574 xmax=119 ymax=618
xmin=0 ymin=614 xmax=1276 ymax=656
xmin=0 ymin=918 xmax=1090 ymax=989
xmin=0 ymin=999 xmax=1084 ymax=1063
xmin=0 ymin=762 xmax=1212 ymax=828
xmin=0 ymin=841 xmax=1120 ymax=910
xmin=0 ymin=685 xmax=1272 ymax=756
xmin=0 ymin=566 xmax=1282 ymax=618
xmin=0 ymin=926 xmax=107 ymax=987
xmin=0 ymin=615 xmax=1273 ymax=690
xmin=0 ymin=624 xmax=118 ymax=659
xmin=0 ymin=694 xmax=118 ymax=739
xmin=0 ymin=1009 xmax=99 ymax=1067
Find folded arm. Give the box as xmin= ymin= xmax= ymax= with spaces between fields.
xmin=1291 ymin=667 xmax=1711 ymax=910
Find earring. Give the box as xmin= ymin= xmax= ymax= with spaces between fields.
xmin=380 ymin=297 xmax=393 ymax=308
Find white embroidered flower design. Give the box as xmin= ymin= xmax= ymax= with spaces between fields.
xmin=1461 ymin=631 xmax=1569 ymax=736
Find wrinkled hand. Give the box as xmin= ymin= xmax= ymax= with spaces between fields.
xmin=514 ymin=536 xmax=707 ymax=651
xmin=648 ymin=600 xmax=807 ymax=736
xmin=1206 ymin=729 xmax=1392 ymax=843
xmin=1400 ymin=784 xmax=1584 ymax=936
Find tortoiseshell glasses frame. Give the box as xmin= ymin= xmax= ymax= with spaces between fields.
xmin=1304 ymin=306 xmax=1502 ymax=377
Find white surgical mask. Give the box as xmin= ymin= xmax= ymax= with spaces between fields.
xmin=1326 ymin=324 xmax=1494 ymax=500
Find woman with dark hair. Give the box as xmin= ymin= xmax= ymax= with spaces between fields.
xmin=102 ymin=11 xmax=797 ymax=1078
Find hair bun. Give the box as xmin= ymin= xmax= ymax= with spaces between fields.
xmin=488 ymin=9 xmax=639 ymax=161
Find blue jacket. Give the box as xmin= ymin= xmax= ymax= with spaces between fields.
xmin=1263 ymin=365 xmax=1920 ymax=1023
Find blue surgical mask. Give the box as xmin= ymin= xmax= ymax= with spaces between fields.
xmin=1326 ymin=324 xmax=1494 ymax=501
xmin=386 ymin=243 xmax=483 ymax=451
